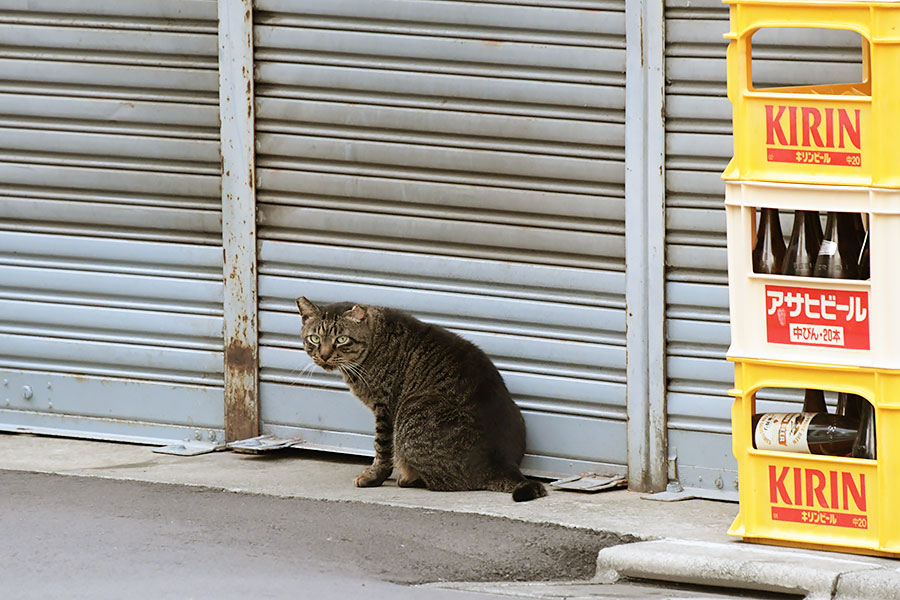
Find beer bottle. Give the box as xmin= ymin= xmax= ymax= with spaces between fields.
xmin=801 ymin=388 xmax=827 ymax=413
xmin=814 ymin=212 xmax=860 ymax=280
xmin=782 ymin=211 xmax=823 ymax=277
xmin=850 ymin=212 xmax=866 ymax=247
xmin=858 ymin=228 xmax=870 ymax=280
xmin=752 ymin=412 xmax=859 ymax=456
xmin=784 ymin=213 xmax=827 ymax=413
xmin=753 ymin=208 xmax=785 ymax=274
xmin=852 ymin=400 xmax=876 ymax=459
xmin=837 ymin=392 xmax=863 ymax=419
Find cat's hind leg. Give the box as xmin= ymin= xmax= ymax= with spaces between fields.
xmin=394 ymin=457 xmax=426 ymax=488
xmin=392 ymin=396 xmax=474 ymax=492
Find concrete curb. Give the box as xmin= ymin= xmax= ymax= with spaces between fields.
xmin=594 ymin=539 xmax=900 ymax=600
xmin=833 ymin=568 xmax=900 ymax=600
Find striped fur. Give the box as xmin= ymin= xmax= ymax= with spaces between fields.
xmin=297 ymin=297 xmax=547 ymax=502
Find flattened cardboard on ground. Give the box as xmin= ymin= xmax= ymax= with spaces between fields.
xmin=550 ymin=473 xmax=627 ymax=493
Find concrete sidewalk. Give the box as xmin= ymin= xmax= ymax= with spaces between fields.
xmin=2 ymin=432 xmax=899 ymax=599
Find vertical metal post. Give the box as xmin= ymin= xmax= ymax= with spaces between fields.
xmin=218 ymin=0 xmax=259 ymax=442
xmin=625 ymin=0 xmax=668 ymax=492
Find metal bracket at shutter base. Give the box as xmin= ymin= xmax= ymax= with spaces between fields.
xmin=641 ymin=453 xmax=687 ymax=501
xmin=643 ymin=486 xmax=739 ymax=503
xmin=641 ymin=454 xmax=739 ymax=502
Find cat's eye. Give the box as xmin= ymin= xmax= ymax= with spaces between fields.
xmin=336 ymin=335 xmax=350 ymax=345
xmin=308 ymin=334 xmax=321 ymax=344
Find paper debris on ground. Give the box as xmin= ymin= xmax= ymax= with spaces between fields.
xmin=226 ymin=434 xmax=305 ymax=454
xmin=549 ymin=472 xmax=628 ymax=493
xmin=153 ymin=441 xmax=228 ymax=456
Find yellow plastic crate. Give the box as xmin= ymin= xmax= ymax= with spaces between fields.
xmin=728 ymin=357 xmax=900 ymax=556
xmin=722 ymin=0 xmax=900 ymax=188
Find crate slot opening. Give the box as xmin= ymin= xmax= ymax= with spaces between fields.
xmin=749 ymin=27 xmax=869 ymax=94
xmin=752 ymin=207 xmax=869 ymax=280
xmin=750 ymin=386 xmax=876 ymax=460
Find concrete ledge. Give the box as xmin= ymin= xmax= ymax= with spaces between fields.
xmin=595 ymin=539 xmax=900 ymax=600
xmin=7 ymin=434 xmax=900 ymax=599
xmin=0 ymin=433 xmax=739 ymax=542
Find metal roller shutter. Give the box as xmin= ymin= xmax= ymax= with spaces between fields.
xmin=254 ymin=0 xmax=628 ymax=477
xmin=664 ymin=1 xmax=864 ymax=497
xmin=0 ymin=0 xmax=225 ymax=443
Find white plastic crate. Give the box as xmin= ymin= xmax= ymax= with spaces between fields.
xmin=725 ymin=180 xmax=900 ymax=369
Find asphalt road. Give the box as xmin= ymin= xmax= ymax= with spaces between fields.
xmin=0 ymin=470 xmax=623 ymax=599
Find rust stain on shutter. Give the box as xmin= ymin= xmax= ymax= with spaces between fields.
xmin=225 ymin=338 xmax=258 ymax=442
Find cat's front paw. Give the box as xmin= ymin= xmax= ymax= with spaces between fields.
xmin=354 ymin=468 xmax=388 ymax=488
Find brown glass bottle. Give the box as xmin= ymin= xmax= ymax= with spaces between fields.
xmin=752 ymin=412 xmax=859 ymax=455
xmin=849 ymin=212 xmax=866 ymax=246
xmin=837 ymin=392 xmax=863 ymax=419
xmin=753 ymin=208 xmax=785 ymax=274
xmin=858 ymin=228 xmax=870 ymax=280
xmin=782 ymin=211 xmax=823 ymax=276
xmin=814 ymin=212 xmax=861 ymax=279
xmin=785 ymin=209 xmax=827 ymax=409
xmin=852 ymin=400 xmax=876 ymax=459
xmin=801 ymin=389 xmax=827 ymax=413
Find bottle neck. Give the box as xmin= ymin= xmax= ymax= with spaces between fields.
xmin=816 ymin=212 xmax=861 ymax=279
xmin=804 ymin=210 xmax=823 ymax=246
xmin=756 ymin=208 xmax=783 ymax=250
xmin=822 ymin=212 xmax=838 ymax=241
xmin=754 ymin=208 xmax=785 ymax=274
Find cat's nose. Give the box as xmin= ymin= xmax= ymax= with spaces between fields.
xmin=320 ymin=344 xmax=333 ymax=361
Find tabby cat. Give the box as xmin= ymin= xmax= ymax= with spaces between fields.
xmin=296 ymin=297 xmax=547 ymax=502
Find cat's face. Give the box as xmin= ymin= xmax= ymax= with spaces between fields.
xmin=296 ymin=297 xmax=372 ymax=373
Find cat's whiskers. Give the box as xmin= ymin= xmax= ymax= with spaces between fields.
xmin=286 ymin=362 xmax=318 ymax=388
xmin=335 ymin=363 xmax=352 ymax=385
xmin=302 ymin=362 xmax=318 ymax=379
xmin=350 ymin=361 xmax=373 ymax=384
xmin=338 ymin=360 xmax=370 ymax=390
xmin=285 ymin=363 xmax=303 ymax=379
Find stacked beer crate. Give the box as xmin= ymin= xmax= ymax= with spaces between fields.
xmin=723 ymin=0 xmax=900 ymax=556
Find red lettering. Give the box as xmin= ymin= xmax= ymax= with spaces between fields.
xmin=801 ymin=107 xmax=824 ymax=148
xmin=830 ymin=470 xmax=839 ymax=510
xmin=825 ymin=107 xmax=834 ymax=148
xmin=770 ymin=466 xmax=868 ymax=516
xmin=805 ymin=469 xmax=829 ymax=508
xmin=838 ymin=109 xmax=861 ymax=149
xmin=769 ymin=465 xmax=793 ymax=505
xmin=788 ymin=106 xmax=798 ymax=146
xmin=765 ymin=105 xmax=861 ymax=152
xmin=842 ymin=472 xmax=867 ymax=511
xmin=766 ymin=105 xmax=789 ymax=145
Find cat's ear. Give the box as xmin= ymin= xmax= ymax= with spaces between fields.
xmin=344 ymin=305 xmax=367 ymax=323
xmin=296 ymin=297 xmax=320 ymax=323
